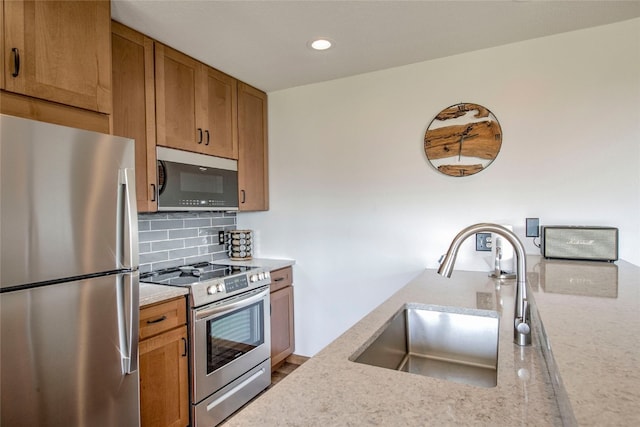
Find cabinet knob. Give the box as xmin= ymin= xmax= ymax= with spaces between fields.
xmin=197 ymin=128 xmax=203 ymax=144
xmin=205 ymin=130 xmax=210 ymax=145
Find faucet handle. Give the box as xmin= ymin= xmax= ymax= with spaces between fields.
xmin=514 ymin=299 xmax=532 ymax=345
xmin=516 ymin=320 xmax=531 ymax=335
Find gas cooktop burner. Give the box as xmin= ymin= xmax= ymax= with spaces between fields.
xmin=140 ymin=262 xmax=258 ymax=286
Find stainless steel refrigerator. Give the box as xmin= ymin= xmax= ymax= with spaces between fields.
xmin=0 ymin=114 xmax=140 ymax=426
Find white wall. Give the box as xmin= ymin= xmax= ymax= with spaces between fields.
xmin=239 ymin=19 xmax=640 ymax=357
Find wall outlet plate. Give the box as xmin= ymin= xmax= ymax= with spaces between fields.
xmin=526 ymin=218 xmax=540 ymax=237
xmin=476 ymin=233 xmax=492 ymax=251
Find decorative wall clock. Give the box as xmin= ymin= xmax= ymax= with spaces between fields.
xmin=424 ymin=103 xmax=502 ymax=177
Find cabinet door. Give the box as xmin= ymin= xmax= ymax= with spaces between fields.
xmin=112 ymin=22 xmax=158 ymax=213
xmin=1 ymin=0 xmax=5 ymax=90
xmin=155 ymin=43 xmax=200 ymax=152
xmin=139 ymin=297 xmax=187 ymax=340
xmin=270 ymin=286 xmax=294 ymax=367
xmin=201 ymin=66 xmax=238 ymax=159
xmin=0 ymin=91 xmax=110 ymax=132
xmin=270 ymin=266 xmax=293 ymax=293
xmin=139 ymin=325 xmax=189 ymax=427
xmin=238 ymin=82 xmax=269 ymax=211
xmin=3 ymin=0 xmax=111 ymax=113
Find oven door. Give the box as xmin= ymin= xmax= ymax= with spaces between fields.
xmin=192 ymin=286 xmax=270 ymax=404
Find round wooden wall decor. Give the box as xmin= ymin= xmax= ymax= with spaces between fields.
xmin=424 ymin=103 xmax=502 ymax=177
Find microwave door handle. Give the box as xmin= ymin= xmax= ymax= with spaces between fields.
xmin=118 ymin=169 xmax=139 ymax=270
xmin=196 ymin=288 xmax=269 ymax=320
xmin=157 ymin=161 xmax=167 ymax=195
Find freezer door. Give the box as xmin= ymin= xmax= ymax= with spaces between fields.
xmin=0 ymin=114 xmax=138 ymax=289
xmin=0 ymin=273 xmax=140 ymax=427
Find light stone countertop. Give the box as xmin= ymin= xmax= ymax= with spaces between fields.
xmin=527 ymin=257 xmax=640 ymax=426
xmin=225 ymin=255 xmax=639 ymax=426
xmin=139 ymin=282 xmax=188 ymax=307
xmin=211 ymin=257 xmax=296 ymax=271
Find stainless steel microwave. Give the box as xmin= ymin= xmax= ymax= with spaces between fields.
xmin=156 ymin=147 xmax=239 ymax=211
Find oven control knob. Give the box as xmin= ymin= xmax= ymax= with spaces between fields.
xmin=258 ymin=272 xmax=265 ymax=280
xmin=217 ymin=283 xmax=225 ymax=293
xmin=250 ymin=274 xmax=259 ymax=283
xmin=207 ymin=285 xmax=217 ymax=295
xmin=265 ymin=271 xmax=271 ymax=280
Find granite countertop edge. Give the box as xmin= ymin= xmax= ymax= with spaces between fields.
xmin=139 ymin=282 xmax=189 ymax=308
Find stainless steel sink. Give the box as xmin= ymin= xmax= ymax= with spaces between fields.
xmin=351 ymin=304 xmax=500 ymax=388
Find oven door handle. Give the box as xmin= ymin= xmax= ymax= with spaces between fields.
xmin=206 ymin=367 xmax=266 ymax=412
xmin=195 ymin=288 xmax=269 ymax=321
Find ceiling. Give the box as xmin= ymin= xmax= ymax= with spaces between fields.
xmin=111 ymin=1 xmax=640 ymax=92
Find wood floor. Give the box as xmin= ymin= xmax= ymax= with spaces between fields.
xmin=270 ymin=355 xmax=307 ymax=388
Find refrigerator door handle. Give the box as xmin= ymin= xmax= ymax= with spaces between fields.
xmin=118 ymin=272 xmax=140 ymax=375
xmin=118 ymin=168 xmax=139 ymax=270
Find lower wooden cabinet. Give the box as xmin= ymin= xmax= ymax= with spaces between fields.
xmin=270 ymin=267 xmax=295 ymax=368
xmin=139 ymin=297 xmax=189 ymax=427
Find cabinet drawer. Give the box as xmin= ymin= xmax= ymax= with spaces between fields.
xmin=270 ymin=266 xmax=293 ymax=293
xmin=140 ymin=297 xmax=187 ymax=340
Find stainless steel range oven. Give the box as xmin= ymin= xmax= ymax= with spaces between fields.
xmin=141 ymin=263 xmax=271 ymax=426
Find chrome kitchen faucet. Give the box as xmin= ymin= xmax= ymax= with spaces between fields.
xmin=438 ymin=223 xmax=532 ymax=346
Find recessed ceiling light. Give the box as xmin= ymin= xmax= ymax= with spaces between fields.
xmin=309 ymin=38 xmax=333 ymax=51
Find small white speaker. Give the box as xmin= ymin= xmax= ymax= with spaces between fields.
xmin=540 ymin=226 xmax=618 ymax=262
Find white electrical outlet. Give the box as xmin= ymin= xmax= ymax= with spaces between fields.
xmin=476 ymin=233 xmax=492 ymax=251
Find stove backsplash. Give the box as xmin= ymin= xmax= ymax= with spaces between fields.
xmin=138 ymin=211 xmax=236 ymax=273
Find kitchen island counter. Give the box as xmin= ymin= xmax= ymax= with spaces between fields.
xmin=225 ymin=256 xmax=639 ymax=426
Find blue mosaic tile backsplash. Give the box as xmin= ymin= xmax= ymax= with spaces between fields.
xmin=137 ymin=211 xmax=236 ymax=273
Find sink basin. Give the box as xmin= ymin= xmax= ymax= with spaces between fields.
xmin=351 ymin=304 xmax=500 ymax=388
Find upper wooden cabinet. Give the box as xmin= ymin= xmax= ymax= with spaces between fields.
xmin=2 ymin=0 xmax=112 ymax=114
xmin=111 ymin=23 xmax=269 ymax=212
xmin=154 ymin=44 xmax=198 ymax=153
xmin=238 ymin=83 xmax=269 ymax=211
xmin=202 ymin=65 xmax=238 ymax=159
xmin=111 ymin=21 xmax=158 ymax=213
xmin=155 ymin=43 xmax=238 ymax=159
